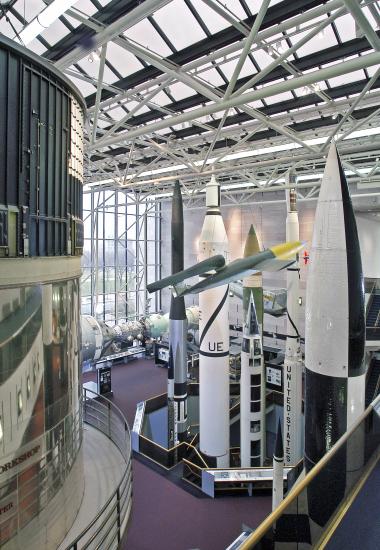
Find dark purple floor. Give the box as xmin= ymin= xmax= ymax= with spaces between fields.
xmin=84 ymin=358 xmax=271 ymax=550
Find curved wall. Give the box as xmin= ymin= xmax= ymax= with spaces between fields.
xmin=0 ymin=36 xmax=85 ymax=548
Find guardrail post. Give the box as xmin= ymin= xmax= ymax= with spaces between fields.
xmin=116 ymin=487 xmax=121 ymax=543
xmin=83 ymin=388 xmax=87 ymax=421
xmin=108 ymin=401 xmax=111 ymax=438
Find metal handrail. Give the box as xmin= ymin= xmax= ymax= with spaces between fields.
xmin=372 ymin=366 xmax=380 ymax=403
xmin=239 ymin=393 xmax=380 ymax=549
xmin=65 ymin=387 xmax=132 ymax=550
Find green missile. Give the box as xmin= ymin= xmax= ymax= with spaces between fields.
xmin=147 ymin=254 xmax=226 ymax=293
xmin=173 ymin=241 xmax=304 ymax=297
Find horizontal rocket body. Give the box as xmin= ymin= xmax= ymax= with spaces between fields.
xmin=305 ymin=144 xmax=365 ymax=525
xmin=199 ymin=176 xmax=230 ymax=465
xmin=147 ymin=255 xmax=225 ymax=294
xmin=176 ymin=241 xmax=304 ymax=296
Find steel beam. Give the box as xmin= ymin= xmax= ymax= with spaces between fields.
xmin=201 ymin=0 xmax=270 ymax=168
xmin=232 ymin=6 xmax=345 ymax=98
xmin=343 ymin=0 xmax=380 ymax=51
xmin=322 ymin=67 xmax=380 ymax=151
xmin=88 ymin=36 xmax=317 ymax=154
xmin=88 ymin=52 xmax=380 ymax=147
xmin=91 ymin=44 xmax=108 ymax=145
xmin=55 ymin=0 xmax=172 ymax=70
xmin=84 ymin=0 xmax=347 ymax=110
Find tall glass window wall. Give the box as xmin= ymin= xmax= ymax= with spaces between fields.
xmin=81 ymin=189 xmax=161 ymax=323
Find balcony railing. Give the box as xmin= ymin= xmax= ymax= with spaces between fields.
xmin=65 ymin=387 xmax=132 ymax=550
xmin=238 ymin=393 xmax=380 ymax=549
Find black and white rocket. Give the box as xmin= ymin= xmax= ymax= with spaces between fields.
xmin=167 ymin=181 xmax=188 ymax=447
xmin=304 ymin=143 xmax=365 ymax=525
xmin=272 ymin=419 xmax=284 ymax=511
xmin=199 ymin=175 xmax=230 ymax=467
xmin=283 ymin=185 xmax=303 ymax=466
xmin=240 ymin=292 xmax=264 ymax=467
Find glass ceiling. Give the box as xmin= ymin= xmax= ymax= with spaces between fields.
xmin=0 ymin=0 xmax=379 ymax=195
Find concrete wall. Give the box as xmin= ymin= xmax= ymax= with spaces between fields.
xmin=160 ymin=196 xmax=380 ymax=340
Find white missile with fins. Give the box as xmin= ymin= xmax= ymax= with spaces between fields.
xmin=240 ymin=292 xmax=264 ymax=467
xmin=272 ymin=419 xmax=284 ymax=511
xmin=199 ymin=175 xmax=230 ymax=467
xmin=283 ymin=184 xmax=303 ymax=466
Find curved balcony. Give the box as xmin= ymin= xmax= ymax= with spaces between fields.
xmin=1 ymin=388 xmax=132 ymax=550
xmin=63 ymin=388 xmax=132 ymax=550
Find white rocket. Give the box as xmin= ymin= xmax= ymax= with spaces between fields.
xmin=240 ymin=292 xmax=264 ymax=467
xmin=283 ymin=184 xmax=303 ymax=466
xmin=199 ymin=175 xmax=230 ymax=467
xmin=305 ymin=143 xmax=366 ymax=526
xmin=272 ymin=419 xmax=284 ymax=511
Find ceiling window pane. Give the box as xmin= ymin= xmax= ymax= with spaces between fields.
xmin=153 ymin=0 xmax=206 ymax=50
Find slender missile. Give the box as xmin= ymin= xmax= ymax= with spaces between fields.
xmin=283 ymin=184 xmax=303 ymax=466
xmin=242 ymin=225 xmax=265 ymax=464
xmin=167 ymin=181 xmax=188 ymax=446
xmin=243 ymin=225 xmax=263 ymax=322
xmin=240 ymin=292 xmax=265 ymax=467
xmin=272 ymin=419 xmax=284 ymax=511
xmin=199 ymin=175 xmax=230 ymax=467
xmin=305 ymin=143 xmax=365 ymax=526
xmin=173 ymin=241 xmax=304 ymax=297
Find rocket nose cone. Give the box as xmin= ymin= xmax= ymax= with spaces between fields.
xmin=206 ymin=175 xmax=221 ymax=208
xmin=244 ymin=224 xmax=261 ymax=257
xmin=173 ymin=180 xmax=181 ymax=198
xmin=319 ymin=142 xmax=345 ymax=203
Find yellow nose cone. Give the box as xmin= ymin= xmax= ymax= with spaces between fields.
xmin=244 ymin=224 xmax=261 ymax=257
xmin=269 ymin=241 xmax=304 ymax=259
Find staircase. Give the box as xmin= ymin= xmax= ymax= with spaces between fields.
xmin=367 ymin=295 xmax=380 ymax=327
xmin=366 ymin=295 xmax=380 ymax=341
xmin=365 ymin=358 xmax=380 ymax=407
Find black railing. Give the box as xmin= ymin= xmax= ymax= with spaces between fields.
xmin=237 ymin=394 xmax=380 ymax=549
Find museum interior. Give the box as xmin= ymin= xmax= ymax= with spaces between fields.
xmin=0 ymin=0 xmax=380 ymax=549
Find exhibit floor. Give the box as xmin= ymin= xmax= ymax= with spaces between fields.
xmin=83 ymin=359 xmax=271 ymax=550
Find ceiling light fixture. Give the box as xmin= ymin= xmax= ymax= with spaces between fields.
xmin=16 ymin=0 xmax=79 ymax=46
xmin=88 ymin=49 xmax=101 ymax=63
xmin=275 ymin=41 xmax=286 ymax=54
